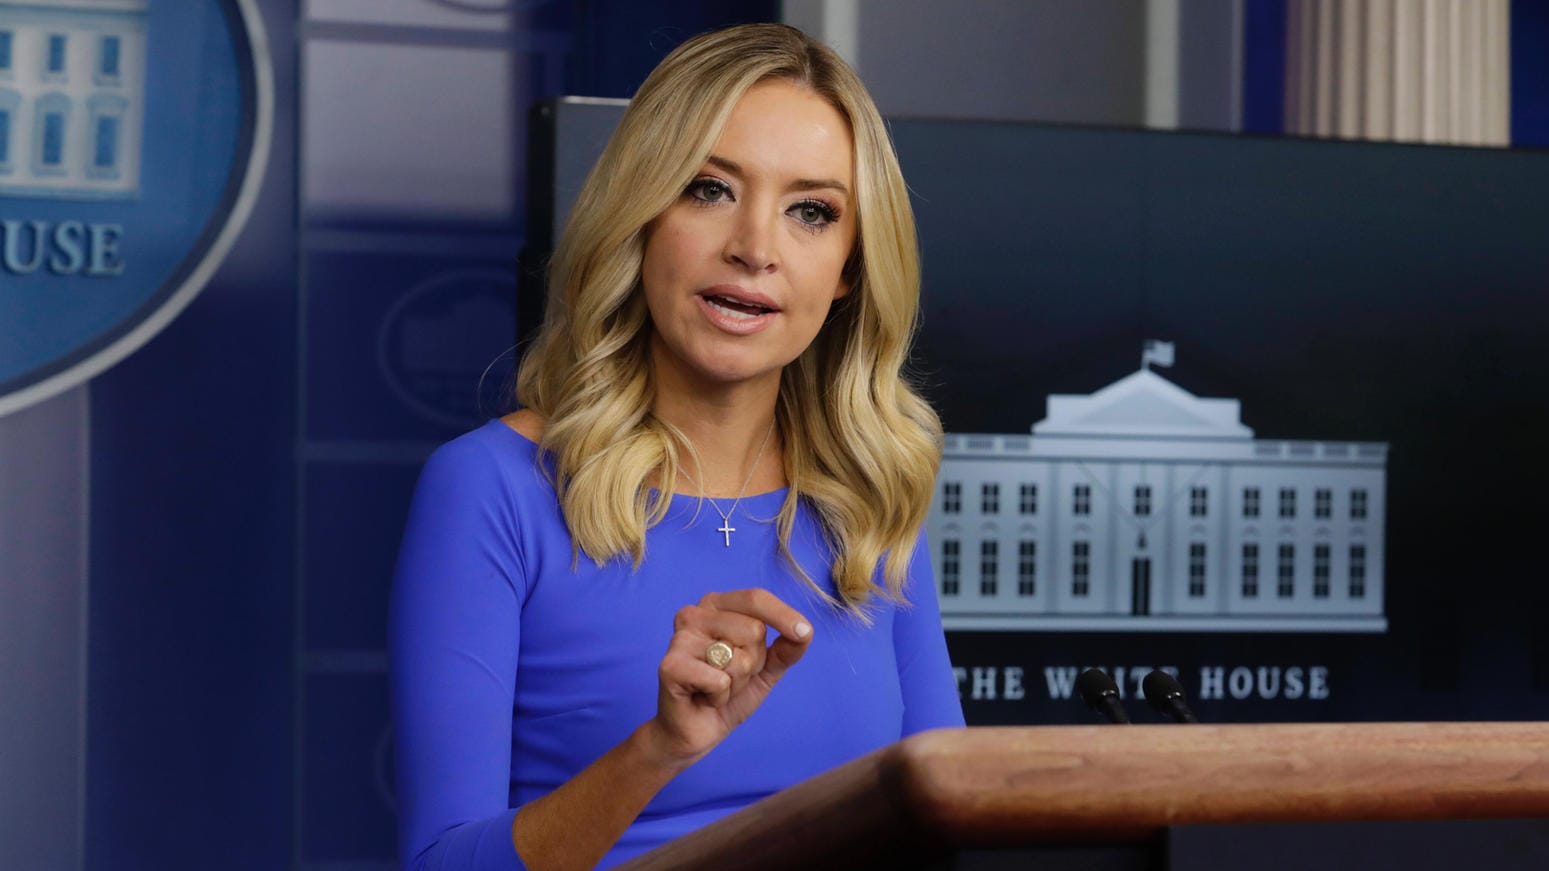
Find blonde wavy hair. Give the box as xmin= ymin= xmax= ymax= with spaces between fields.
xmin=516 ymin=22 xmax=941 ymax=609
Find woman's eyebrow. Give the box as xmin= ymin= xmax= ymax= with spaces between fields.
xmin=705 ymin=154 xmax=850 ymax=197
xmin=705 ymin=155 xmax=745 ymax=176
xmin=790 ymin=177 xmax=849 ymax=196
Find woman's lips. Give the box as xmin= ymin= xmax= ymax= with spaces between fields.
xmin=696 ymin=293 xmax=777 ymax=335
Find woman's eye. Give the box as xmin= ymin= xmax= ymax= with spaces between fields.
xmin=792 ymin=201 xmax=838 ymax=227
xmin=689 ymin=179 xmax=732 ymax=203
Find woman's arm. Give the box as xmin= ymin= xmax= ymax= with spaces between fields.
xmin=391 ymin=436 xmax=529 ymax=870
xmin=893 ymin=533 xmax=967 ymax=734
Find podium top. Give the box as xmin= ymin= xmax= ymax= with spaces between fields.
xmin=619 ymin=722 xmax=1549 ymax=870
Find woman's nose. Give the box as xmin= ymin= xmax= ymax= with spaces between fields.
xmin=723 ymin=210 xmax=778 ymax=273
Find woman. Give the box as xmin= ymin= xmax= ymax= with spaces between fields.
xmin=391 ymin=22 xmax=963 ymax=871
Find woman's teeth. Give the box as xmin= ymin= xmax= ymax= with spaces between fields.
xmin=707 ymin=296 xmax=769 ymax=320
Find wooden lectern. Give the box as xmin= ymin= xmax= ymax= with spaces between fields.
xmin=617 ymin=723 xmax=1549 ymax=870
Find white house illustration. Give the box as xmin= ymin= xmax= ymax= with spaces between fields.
xmin=0 ymin=0 xmax=147 ymax=198
xmin=928 ymin=351 xmax=1387 ymax=633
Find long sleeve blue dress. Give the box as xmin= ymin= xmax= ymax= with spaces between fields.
xmin=390 ymin=420 xmax=964 ymax=869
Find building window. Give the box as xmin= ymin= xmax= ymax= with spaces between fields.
xmin=100 ymin=36 xmax=121 ymax=80
xmin=1243 ymin=487 xmax=1261 ymax=518
xmin=93 ymin=114 xmax=119 ymax=170
xmin=1073 ymin=484 xmax=1091 ymax=516
xmin=1190 ymin=487 xmax=1208 ymax=517
xmin=44 ymin=113 xmax=63 ymax=164
xmin=34 ymin=95 xmax=70 ymax=175
xmin=1279 ymin=487 xmax=1297 ymax=519
xmin=1018 ymin=483 xmax=1037 ymax=515
xmin=981 ymin=483 xmax=999 ymax=514
xmin=47 ymin=34 xmax=67 ymax=76
xmin=1313 ymin=544 xmax=1331 ymax=597
xmin=1349 ymin=544 xmax=1367 ymax=598
xmin=1351 ymin=488 xmax=1368 ymax=520
xmin=942 ymin=481 xmax=961 ymax=514
xmin=1241 ymin=543 xmax=1260 ymax=598
xmin=980 ymin=540 xmax=998 ymax=596
xmin=0 ymin=31 xmax=13 ymax=73
xmin=1134 ymin=485 xmax=1152 ymax=517
xmin=1072 ymin=541 xmax=1090 ymax=597
xmin=1188 ymin=542 xmax=1207 ymax=597
xmin=1018 ymin=540 xmax=1037 ymax=596
xmin=1277 ymin=544 xmax=1295 ymax=597
xmin=44 ymin=112 xmax=65 ymax=165
xmin=0 ymin=88 xmax=15 ymax=172
xmin=84 ymin=94 xmax=127 ymax=179
xmin=941 ymin=539 xmax=960 ymax=596
xmin=1314 ymin=488 xmax=1332 ymax=519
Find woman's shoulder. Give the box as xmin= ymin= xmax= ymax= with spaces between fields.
xmin=419 ymin=412 xmax=546 ymax=489
xmin=499 ymin=408 xmax=546 ymax=442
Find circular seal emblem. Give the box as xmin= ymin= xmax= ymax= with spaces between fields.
xmin=0 ymin=0 xmax=272 ymax=416
xmin=377 ymin=269 xmax=518 ymax=428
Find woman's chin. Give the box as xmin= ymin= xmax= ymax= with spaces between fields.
xmin=677 ymin=357 xmax=785 ymax=391
xmin=697 ymin=364 xmax=782 ymax=389
xmin=649 ymin=336 xmax=797 ymax=394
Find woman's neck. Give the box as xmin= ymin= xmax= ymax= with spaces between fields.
xmin=651 ymin=363 xmax=786 ymax=498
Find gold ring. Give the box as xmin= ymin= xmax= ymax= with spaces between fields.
xmin=705 ymin=641 xmax=734 ymax=670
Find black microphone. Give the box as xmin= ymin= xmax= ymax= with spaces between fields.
xmin=1075 ymin=668 xmax=1131 ymax=724
xmin=1142 ymin=669 xmax=1200 ymax=723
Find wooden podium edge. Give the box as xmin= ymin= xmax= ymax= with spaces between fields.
xmin=618 ymin=722 xmax=1549 ymax=869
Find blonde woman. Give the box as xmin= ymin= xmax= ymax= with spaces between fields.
xmin=391 ymin=23 xmax=963 ymax=871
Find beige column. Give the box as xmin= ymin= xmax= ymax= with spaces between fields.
xmin=1284 ymin=0 xmax=1510 ymax=145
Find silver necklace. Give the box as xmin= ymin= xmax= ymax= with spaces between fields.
xmin=680 ymin=421 xmax=775 ymax=547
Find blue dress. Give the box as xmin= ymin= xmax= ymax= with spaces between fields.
xmin=390 ymin=421 xmax=964 ymax=869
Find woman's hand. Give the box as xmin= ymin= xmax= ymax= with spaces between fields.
xmin=511 ymin=589 xmax=809 ymax=870
xmin=645 ymin=588 xmax=813 ymax=770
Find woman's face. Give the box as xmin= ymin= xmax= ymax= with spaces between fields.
xmin=641 ymin=78 xmax=857 ymax=393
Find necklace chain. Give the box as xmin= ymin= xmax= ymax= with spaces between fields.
xmin=679 ymin=420 xmax=776 ymax=547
